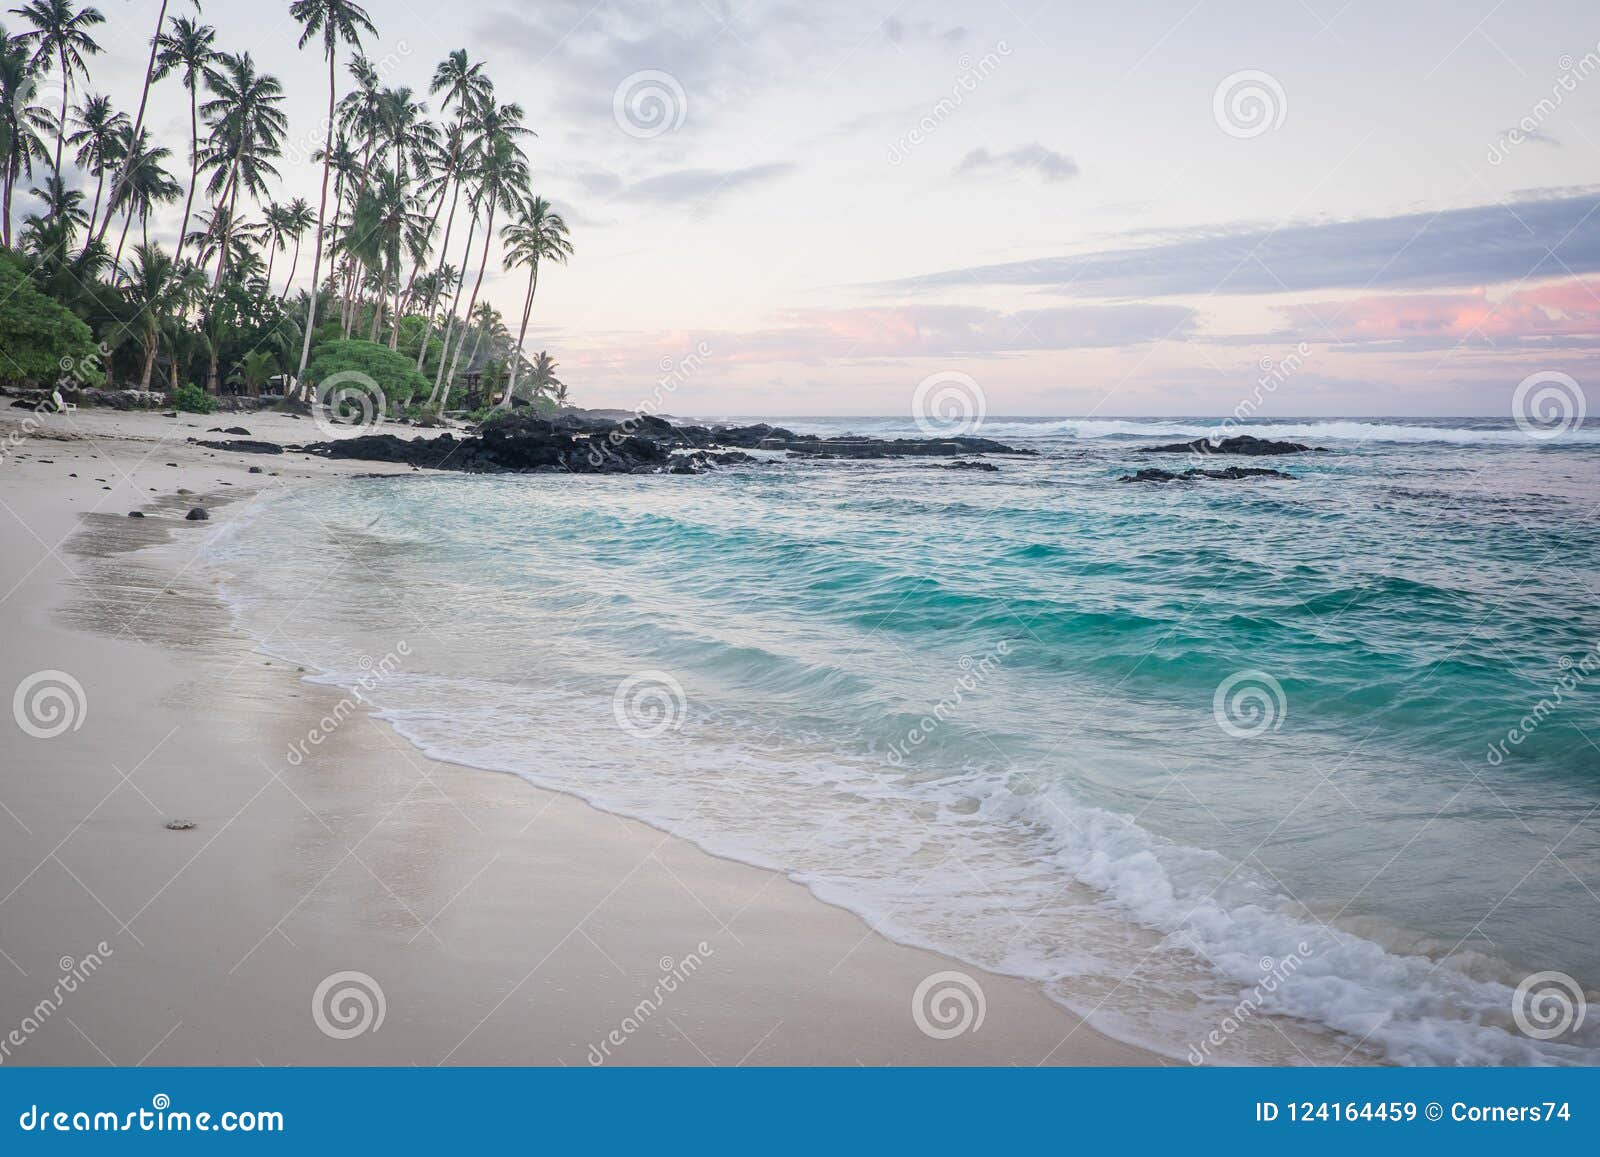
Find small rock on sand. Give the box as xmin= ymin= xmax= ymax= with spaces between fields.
xmin=185 ymin=507 xmax=209 ymax=521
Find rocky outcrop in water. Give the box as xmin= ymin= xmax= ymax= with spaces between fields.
xmin=1120 ymin=466 xmax=1295 ymax=483
xmin=1137 ymin=435 xmax=1322 ymax=456
xmin=307 ymin=412 xmax=1032 ymax=475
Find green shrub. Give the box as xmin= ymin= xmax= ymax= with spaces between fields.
xmin=0 ymin=252 xmax=98 ymax=387
xmin=173 ymin=383 xmax=217 ymax=413
xmin=304 ymin=339 xmax=431 ymax=410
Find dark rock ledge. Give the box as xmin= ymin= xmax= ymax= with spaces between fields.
xmin=1119 ymin=466 xmax=1295 ymax=483
xmin=305 ymin=413 xmax=1034 ymax=475
xmin=1136 ymin=435 xmax=1327 ymax=456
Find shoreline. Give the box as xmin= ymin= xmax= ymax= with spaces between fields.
xmin=0 ymin=407 xmax=1158 ymax=1066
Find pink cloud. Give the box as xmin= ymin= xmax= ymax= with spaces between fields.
xmin=1292 ymin=279 xmax=1600 ymax=343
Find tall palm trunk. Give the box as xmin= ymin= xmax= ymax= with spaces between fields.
xmin=448 ymin=189 xmax=498 ymax=388
xmin=174 ymin=82 xmax=200 ymax=262
xmin=281 ymin=233 xmax=302 ymax=301
xmin=414 ymin=162 xmax=464 ymax=371
xmin=86 ymin=167 xmax=106 ymax=238
xmin=53 ymin=48 xmax=68 ymax=178
xmin=99 ymin=1 xmax=168 ymax=249
xmin=265 ymin=234 xmax=278 ymax=289
xmin=498 ymin=261 xmax=537 ymax=408
xmin=140 ymin=338 xmax=157 ymax=390
xmin=295 ymin=49 xmax=338 ymax=400
xmin=429 ymin=209 xmax=477 ymax=407
xmin=114 ymin=208 xmax=134 ymax=266
xmin=212 ymin=175 xmax=240 ymax=288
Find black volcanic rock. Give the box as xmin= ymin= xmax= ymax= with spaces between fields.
xmin=1119 ymin=466 xmax=1294 ymax=483
xmin=1137 ymin=435 xmax=1318 ymax=456
xmin=189 ymin=438 xmax=283 ymax=455
xmin=305 ymin=412 xmax=1033 ymax=475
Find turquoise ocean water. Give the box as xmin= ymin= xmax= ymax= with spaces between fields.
xmin=205 ymin=417 xmax=1600 ymax=1065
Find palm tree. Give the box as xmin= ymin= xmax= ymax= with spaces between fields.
xmin=524 ymin=351 xmax=563 ymax=406
xmin=342 ymin=168 xmax=425 ymax=346
xmin=228 ymin=348 xmax=278 ymax=396
xmin=119 ymin=243 xmax=198 ymax=389
xmin=290 ymin=0 xmax=378 ymax=397
xmin=152 ymin=14 xmax=217 ymax=261
xmin=0 ymin=26 xmax=52 ymax=245
xmin=107 ymin=126 xmax=181 ymax=264
xmin=413 ymin=50 xmax=490 ymax=372
xmin=260 ymin=201 xmax=291 ymax=291
xmin=198 ymin=51 xmax=286 ymax=286
xmin=278 ymin=196 xmax=315 ymax=299
xmin=496 ymin=197 xmax=570 ymax=407
xmin=446 ymin=120 xmax=528 ymax=391
xmin=66 ymin=92 xmax=126 ymax=236
xmin=8 ymin=0 xmax=105 ymax=176
xmin=19 ymin=172 xmax=84 ymax=268
xmin=118 ymin=0 xmax=171 ymax=219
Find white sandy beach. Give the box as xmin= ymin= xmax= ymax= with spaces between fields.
xmin=0 ymin=405 xmax=1157 ymax=1066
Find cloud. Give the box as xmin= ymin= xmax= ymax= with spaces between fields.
xmin=1499 ymin=127 xmax=1561 ymax=148
xmin=1282 ymin=278 xmax=1600 ymax=347
xmin=620 ymin=162 xmax=797 ymax=205
xmin=679 ymin=302 xmax=1197 ymax=364
xmin=882 ymin=189 xmax=1600 ymax=297
xmin=955 ymin=144 xmax=1079 ymax=182
xmin=882 ymin=17 xmax=969 ymax=47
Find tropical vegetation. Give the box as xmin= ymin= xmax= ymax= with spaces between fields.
xmin=0 ymin=1 xmax=574 ymax=414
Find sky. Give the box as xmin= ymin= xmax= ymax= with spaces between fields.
xmin=28 ymin=0 xmax=1600 ymax=417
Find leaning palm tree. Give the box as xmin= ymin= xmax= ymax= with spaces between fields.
xmin=107 ymin=127 xmax=181 ymax=264
xmin=446 ymin=130 xmax=527 ymax=389
xmin=496 ymin=197 xmax=571 ymax=407
xmin=290 ymin=0 xmax=378 ymax=397
xmin=65 ymin=92 xmax=126 ymax=236
xmin=0 ymin=28 xmax=53 ymax=245
xmin=8 ymin=0 xmax=104 ymax=176
xmin=412 ymin=51 xmax=490 ymax=370
xmin=152 ymin=13 xmax=217 ymax=261
xmin=119 ymin=243 xmax=198 ymax=389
